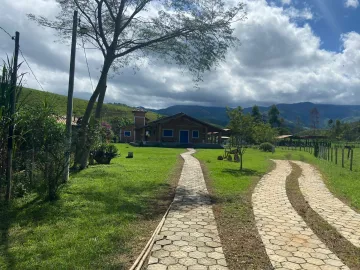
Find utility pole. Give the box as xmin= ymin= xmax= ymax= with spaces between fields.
xmin=64 ymin=10 xmax=78 ymax=182
xmin=5 ymin=31 xmax=20 ymax=202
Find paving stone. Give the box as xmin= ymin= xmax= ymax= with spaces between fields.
xmin=178 ymin=257 xmax=198 ymax=266
xmin=301 ymin=263 xmax=322 ymax=270
xmin=160 ymin=256 xmax=177 ymax=265
xmin=146 ymin=149 xmax=227 ymax=269
xmin=188 ymin=265 xmax=207 ymax=270
xmin=167 ymin=264 xmax=187 ymax=270
xmin=281 ymin=261 xmax=302 ymax=269
xmin=252 ymin=160 xmax=349 ymax=270
xmin=147 ymin=256 xmax=158 ymax=265
xmin=147 ymin=264 xmax=166 ymax=270
xmin=180 ymin=245 xmax=197 ymax=252
xmin=208 ymin=252 xmax=225 ymax=260
xmin=170 ymin=251 xmax=188 ymax=259
xmin=198 ymin=257 xmax=217 ymax=266
xmin=189 ymin=251 xmax=207 ymax=259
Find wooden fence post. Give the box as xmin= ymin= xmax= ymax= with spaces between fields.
xmin=331 ymin=147 xmax=333 ymax=162
xmin=342 ymin=148 xmax=345 ymax=168
xmin=335 ymin=147 xmax=338 ymax=165
xmin=350 ymin=149 xmax=354 ymax=171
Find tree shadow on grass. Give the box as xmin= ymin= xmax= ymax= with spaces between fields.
xmin=0 ymin=176 xmax=176 ymax=269
xmin=0 ymin=195 xmax=43 ymax=269
xmin=0 ymin=204 xmax=15 ymax=270
xmin=221 ymin=168 xmax=262 ymax=177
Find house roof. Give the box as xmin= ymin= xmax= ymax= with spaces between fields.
xmin=276 ymin=135 xmax=293 ymax=139
xmin=276 ymin=134 xmax=328 ymax=140
xmin=56 ymin=116 xmax=79 ymax=126
xmin=138 ymin=112 xmax=224 ymax=133
xmin=132 ymin=108 xmax=147 ymax=113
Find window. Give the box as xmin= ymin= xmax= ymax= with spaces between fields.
xmin=192 ymin=130 xmax=199 ymax=138
xmin=124 ymin=131 xmax=131 ymax=137
xmin=163 ymin=129 xmax=173 ymax=137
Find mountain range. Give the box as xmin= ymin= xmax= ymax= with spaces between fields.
xmin=150 ymin=103 xmax=360 ymax=128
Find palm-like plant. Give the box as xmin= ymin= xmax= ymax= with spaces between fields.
xmin=0 ymin=56 xmax=23 ymax=200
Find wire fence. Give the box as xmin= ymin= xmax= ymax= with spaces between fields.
xmin=279 ymin=141 xmax=359 ymax=172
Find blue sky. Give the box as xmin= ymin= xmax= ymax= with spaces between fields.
xmin=275 ymin=0 xmax=360 ymax=52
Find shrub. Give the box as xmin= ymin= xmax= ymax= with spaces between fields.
xmin=101 ymin=121 xmax=114 ymax=143
xmin=15 ymin=104 xmax=67 ymax=201
xmin=259 ymin=142 xmax=274 ymax=152
xmin=91 ymin=144 xmax=119 ymax=164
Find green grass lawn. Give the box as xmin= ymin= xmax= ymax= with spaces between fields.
xmin=0 ymin=145 xmax=184 ymax=270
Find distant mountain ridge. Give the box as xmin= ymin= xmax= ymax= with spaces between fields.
xmin=150 ymin=102 xmax=360 ymax=128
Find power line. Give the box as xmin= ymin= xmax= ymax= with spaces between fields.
xmin=19 ymin=48 xmax=45 ymax=91
xmin=1 ymin=26 xmax=45 ymax=92
xmin=81 ymin=37 xmax=94 ymax=92
xmin=79 ymin=11 xmax=94 ymax=92
xmin=0 ymin=26 xmax=13 ymax=39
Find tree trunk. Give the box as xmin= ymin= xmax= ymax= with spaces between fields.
xmin=240 ymin=154 xmax=243 ymax=171
xmin=95 ymin=84 xmax=107 ymax=119
xmin=75 ymin=57 xmax=113 ymax=169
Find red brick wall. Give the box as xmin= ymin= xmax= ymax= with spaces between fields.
xmin=120 ymin=125 xmax=135 ymax=143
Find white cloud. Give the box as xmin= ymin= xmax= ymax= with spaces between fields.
xmin=283 ymin=7 xmax=313 ymax=20
xmin=1 ymin=0 xmax=360 ymax=109
xmin=281 ymin=0 xmax=291 ymax=5
xmin=345 ymin=0 xmax=359 ymax=8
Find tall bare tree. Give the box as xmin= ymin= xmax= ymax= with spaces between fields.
xmin=29 ymin=0 xmax=246 ymax=169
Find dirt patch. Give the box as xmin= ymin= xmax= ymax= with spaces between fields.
xmin=286 ymin=162 xmax=360 ymax=270
xmin=118 ymin=155 xmax=184 ymax=269
xmin=200 ymin=161 xmax=273 ymax=270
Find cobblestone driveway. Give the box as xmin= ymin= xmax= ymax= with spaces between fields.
xmin=147 ymin=149 xmax=228 ymax=270
xmin=252 ymin=160 xmax=348 ymax=270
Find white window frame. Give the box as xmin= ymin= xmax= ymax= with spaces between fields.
xmin=163 ymin=129 xmax=174 ymax=137
xmin=192 ymin=130 xmax=199 ymax=138
xmin=124 ymin=131 xmax=132 ymax=137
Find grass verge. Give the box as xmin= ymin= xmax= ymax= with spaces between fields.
xmin=286 ymin=162 xmax=360 ymax=269
xmin=195 ymin=149 xmax=273 ymax=269
xmin=0 ymin=145 xmax=184 ymax=270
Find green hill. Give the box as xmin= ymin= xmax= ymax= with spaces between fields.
xmin=19 ymin=88 xmax=160 ymax=122
xmin=152 ymin=103 xmax=360 ymax=128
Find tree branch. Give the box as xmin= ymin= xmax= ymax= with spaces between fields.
xmin=116 ymin=0 xmax=150 ymax=38
xmin=75 ymin=0 xmax=109 ymax=50
xmin=114 ymin=29 xmax=192 ymax=58
xmin=83 ymin=33 xmax=106 ymax=56
xmin=97 ymin=0 xmax=110 ymax=49
xmin=103 ymin=0 xmax=116 ymax=21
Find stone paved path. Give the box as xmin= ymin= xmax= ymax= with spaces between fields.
xmin=253 ymin=160 xmax=349 ymax=270
xmin=147 ymin=149 xmax=228 ymax=270
xmin=294 ymin=161 xmax=360 ymax=248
